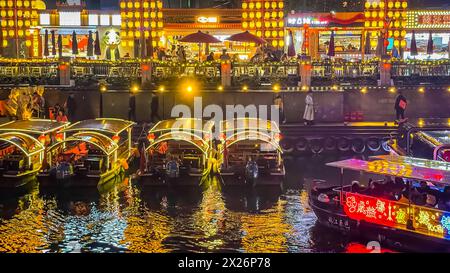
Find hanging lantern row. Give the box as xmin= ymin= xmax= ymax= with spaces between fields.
xmin=241 ymin=0 xmax=286 ymax=49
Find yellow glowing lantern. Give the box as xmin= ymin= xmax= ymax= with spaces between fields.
xmin=364 ymin=21 xmax=370 ymax=27
xmin=402 ymin=1 xmax=407 ymax=8
xmin=265 ymin=2 xmax=270 ymax=9
xmin=372 ymin=1 xmax=378 ymax=8
xmin=279 ymin=31 xmax=284 ymax=37
xmin=249 ymin=2 xmax=254 ymax=9
xmin=127 ymin=2 xmax=133 ymax=8
xmin=7 ymin=0 xmax=13 ymax=7
xmin=378 ymin=21 xmax=384 ymax=27
xmin=17 ymin=20 xmax=24 ymax=27
xmin=151 ymin=21 xmax=156 ymax=28
xmin=256 ymin=31 xmax=262 ymax=37
xmin=394 ymin=21 xmax=400 ymax=28
xmin=393 ymin=40 xmax=399 ymax=47
xmin=121 ymin=41 xmax=127 ymax=47
xmin=271 ymin=12 xmax=277 ymax=18
xmin=127 ymin=11 xmax=133 ymax=18
xmin=134 ymin=1 xmax=140 ymax=8
xmin=8 ymin=10 xmax=13 ymax=17
xmin=120 ymin=31 xmax=126 ymax=38
xmin=401 ymin=30 xmax=406 ymax=37
xmin=143 ymin=12 xmax=149 ymax=18
xmin=158 ymin=22 xmax=163 ymax=28
xmin=143 ymin=2 xmax=149 ymax=8
xmin=395 ymin=1 xmax=401 ymax=8
xmin=157 ymin=12 xmax=162 ymax=18
xmin=242 ymin=12 xmax=248 ymax=19
xmin=242 ymin=21 xmax=248 ymax=28
xmin=371 ymin=11 xmax=377 ymax=18
xmin=380 ymin=1 xmax=385 ymax=8
xmin=128 ymin=40 xmax=134 ymax=47
xmin=128 ymin=31 xmax=134 ymax=38
xmin=25 ymin=40 xmax=31 ymax=47
xmin=144 ymin=21 xmax=149 ymax=28
xmin=400 ymin=40 xmax=406 ymax=47
xmin=152 ymin=41 xmax=157 ymax=47
xmin=144 ymin=31 xmax=150 ymax=38
xmin=256 ymin=2 xmax=262 ymax=9
xmin=394 ymin=31 xmax=399 ymax=38
xmin=242 ymin=2 xmax=247 ymax=9
xmin=278 ymin=11 xmax=284 ymax=18
xmin=127 ymin=21 xmax=133 ymax=28
xmin=271 ymin=2 xmax=277 ymax=9
xmin=120 ymin=1 xmax=125 ymax=8
xmin=370 ymin=40 xmax=377 ymax=47
xmin=256 ymin=21 xmax=262 ymax=28
xmin=0 ymin=10 xmax=5 ymax=17
xmin=150 ymin=1 xmax=156 ymax=9
xmin=271 ymin=21 xmax=277 ymax=27
xmin=395 ymin=11 xmax=400 ymax=18
xmin=265 ymin=31 xmax=271 ymax=38
xmin=24 ymin=0 xmax=30 ymax=7
xmin=135 ymin=31 xmax=141 ymax=38
xmin=0 ymin=1 xmax=5 ymax=7
xmin=264 ymin=21 xmax=270 ymax=28
xmin=388 ymin=1 xmax=394 ymax=8
xmin=249 ymin=12 xmax=255 ymax=19
xmin=18 ymin=30 xmax=24 ymax=37
xmin=8 ymin=30 xmax=14 ymax=37
xmin=249 ymin=21 xmax=255 ymax=28
xmin=401 ymin=20 xmax=407 ymax=28
xmin=2 ymin=40 xmax=7 ymax=47
xmin=371 ymin=21 xmax=377 ymax=27
xmin=151 ymin=31 xmax=156 ymax=38
xmin=272 ymin=30 xmax=278 ymax=37
xmin=135 ymin=12 xmax=140 ymax=18
xmin=0 ymin=21 xmax=5 ymax=27
xmin=272 ymin=40 xmax=278 ymax=47
xmin=279 ymin=2 xmax=284 ymax=9
xmin=151 ymin=12 xmax=156 ymax=18
xmin=388 ymin=30 xmax=393 ymax=37
xmin=365 ymin=1 xmax=371 ymax=9
xmin=379 ymin=11 xmax=385 ymax=18
xmin=365 ymin=11 xmax=371 ymax=18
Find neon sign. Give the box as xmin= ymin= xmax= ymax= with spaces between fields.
xmin=344 ymin=192 xmax=450 ymax=240
xmin=406 ymin=11 xmax=450 ymax=29
xmin=287 ymin=16 xmax=328 ymax=27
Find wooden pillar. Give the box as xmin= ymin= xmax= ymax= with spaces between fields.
xmin=141 ymin=62 xmax=152 ymax=86
xmin=59 ymin=58 xmax=71 ymax=86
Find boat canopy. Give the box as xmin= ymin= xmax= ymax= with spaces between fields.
xmin=220 ymin=118 xmax=280 ymax=135
xmin=327 ymin=157 xmax=450 ymax=185
xmin=0 ymin=132 xmax=44 ymax=157
xmin=416 ymin=131 xmax=450 ymax=146
xmin=0 ymin=119 xmax=68 ymax=135
xmin=47 ymin=132 xmax=119 ymax=156
xmin=149 ymin=118 xmax=214 ymax=136
xmin=146 ymin=131 xmax=209 ymax=154
xmin=370 ymin=155 xmax=450 ymax=171
xmin=223 ymin=131 xmax=282 ymax=152
xmin=62 ymin=118 xmax=135 ymax=135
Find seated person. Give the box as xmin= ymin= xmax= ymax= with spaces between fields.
xmin=417 ymin=181 xmax=439 ymax=207
xmin=368 ymin=180 xmax=384 ymax=197
xmin=437 ymin=186 xmax=450 ymax=211
xmin=351 ymin=181 xmax=366 ymax=193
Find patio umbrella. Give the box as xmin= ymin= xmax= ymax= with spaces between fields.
xmin=287 ymin=30 xmax=296 ymax=57
xmin=179 ymin=31 xmax=221 ymax=61
xmin=51 ymin=30 xmax=56 ymax=56
xmin=364 ymin=32 xmax=371 ymax=55
xmin=57 ymin=34 xmax=63 ymax=58
xmin=87 ymin=31 xmax=94 ymax=57
xmin=44 ymin=29 xmax=49 ymax=57
xmin=94 ymin=31 xmax=101 ymax=56
xmin=72 ymin=31 xmax=78 ymax=55
xmin=327 ymin=31 xmax=335 ymax=57
xmin=225 ymin=31 xmax=266 ymax=44
xmin=410 ymin=30 xmax=418 ymax=57
xmin=427 ymin=31 xmax=433 ymax=55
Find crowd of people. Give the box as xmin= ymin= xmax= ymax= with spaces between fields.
xmin=351 ymin=177 xmax=450 ymax=211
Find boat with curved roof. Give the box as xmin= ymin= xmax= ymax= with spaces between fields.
xmin=0 ymin=119 xmax=68 ymax=187
xmin=138 ymin=118 xmax=214 ymax=186
xmin=39 ymin=118 xmax=135 ymax=186
xmin=218 ymin=118 xmax=285 ymax=187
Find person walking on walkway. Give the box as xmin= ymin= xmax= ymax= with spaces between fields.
xmin=394 ymin=91 xmax=407 ymax=124
xmin=64 ymin=93 xmax=76 ymax=122
xmin=303 ymin=90 xmax=314 ymax=126
xmin=274 ymin=94 xmax=286 ymax=124
xmin=150 ymin=92 xmax=161 ymax=123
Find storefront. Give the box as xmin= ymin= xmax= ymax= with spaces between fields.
xmin=285 ymin=12 xmax=367 ymax=60
xmin=404 ymin=10 xmax=450 ymax=60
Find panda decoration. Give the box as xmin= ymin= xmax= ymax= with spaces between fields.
xmin=104 ymin=29 xmax=121 ymax=61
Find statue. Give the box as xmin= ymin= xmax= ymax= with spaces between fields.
xmin=4 ymin=86 xmax=43 ymax=120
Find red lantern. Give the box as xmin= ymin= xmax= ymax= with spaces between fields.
xmin=55 ymin=133 xmax=64 ymax=142
xmin=274 ymin=133 xmax=282 ymax=142
xmin=38 ymin=134 xmax=46 ymax=145
xmin=112 ymin=135 xmax=121 ymax=143
xmin=142 ymin=64 xmax=150 ymax=71
xmin=383 ymin=63 xmax=392 ymax=70
xmin=219 ymin=133 xmax=226 ymax=141
xmin=147 ymin=133 xmax=155 ymax=142
xmin=59 ymin=64 xmax=67 ymax=71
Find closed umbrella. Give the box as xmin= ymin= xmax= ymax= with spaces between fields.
xmin=134 ymin=38 xmax=140 ymax=58
xmin=44 ymin=29 xmax=49 ymax=57
xmin=51 ymin=30 xmax=56 ymax=56
xmin=72 ymin=31 xmax=78 ymax=55
xmin=57 ymin=34 xmax=63 ymax=58
xmin=287 ymin=30 xmax=296 ymax=57
xmin=375 ymin=35 xmax=383 ymax=57
xmin=427 ymin=31 xmax=433 ymax=55
xmin=364 ymin=32 xmax=371 ymax=55
xmin=94 ymin=31 xmax=101 ymax=56
xmin=87 ymin=31 xmax=94 ymax=57
xmin=410 ymin=30 xmax=418 ymax=57
xmin=327 ymin=31 xmax=335 ymax=57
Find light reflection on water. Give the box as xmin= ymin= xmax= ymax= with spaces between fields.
xmin=0 ymin=155 xmax=379 ymax=253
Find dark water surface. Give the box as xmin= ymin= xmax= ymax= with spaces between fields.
xmin=0 ymin=155 xmax=389 ymax=253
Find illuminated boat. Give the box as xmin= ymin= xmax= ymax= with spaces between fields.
xmin=218 ymin=118 xmax=285 ymax=187
xmin=138 ymin=118 xmax=214 ymax=186
xmin=388 ymin=118 xmax=450 ymax=162
xmin=309 ymin=156 xmax=450 ymax=252
xmin=0 ymin=119 xmax=68 ymax=187
xmin=39 ymin=118 xmax=135 ymax=186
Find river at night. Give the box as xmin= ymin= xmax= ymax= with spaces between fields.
xmin=0 ymin=154 xmax=393 ymax=253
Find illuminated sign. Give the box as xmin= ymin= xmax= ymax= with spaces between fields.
xmin=287 ymin=16 xmax=329 ymax=27
xmin=197 ymin=16 xmax=219 ymax=24
xmin=407 ymin=11 xmax=450 ymax=29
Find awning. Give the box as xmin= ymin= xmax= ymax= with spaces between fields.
xmin=63 ymin=118 xmax=135 ymax=135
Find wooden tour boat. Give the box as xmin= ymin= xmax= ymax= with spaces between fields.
xmin=218 ymin=118 xmax=285 ymax=187
xmin=39 ymin=118 xmax=135 ymax=187
xmin=309 ymin=155 xmax=450 ymax=252
xmin=137 ymin=118 xmax=214 ymax=186
xmin=0 ymin=119 xmax=68 ymax=188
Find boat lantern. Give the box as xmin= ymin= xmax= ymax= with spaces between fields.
xmin=147 ymin=133 xmax=155 ymax=142
xmin=274 ymin=133 xmax=282 ymax=142
xmin=55 ymin=133 xmax=64 ymax=142
xmin=204 ymin=133 xmax=211 ymax=141
xmin=112 ymin=135 xmax=121 ymax=143
xmin=219 ymin=133 xmax=226 ymax=142
xmin=38 ymin=134 xmax=46 ymax=145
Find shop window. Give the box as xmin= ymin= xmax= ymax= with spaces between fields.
xmin=100 ymin=15 xmax=110 ymax=26
xmin=59 ymin=12 xmax=81 ymax=26
xmin=89 ymin=14 xmax=99 ymax=26
xmin=40 ymin=13 xmax=50 ymax=25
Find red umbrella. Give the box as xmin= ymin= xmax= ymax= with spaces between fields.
xmin=179 ymin=31 xmax=221 ymax=44
xmin=225 ymin=31 xmax=266 ymax=44
xmin=179 ymin=31 xmax=221 ymax=61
